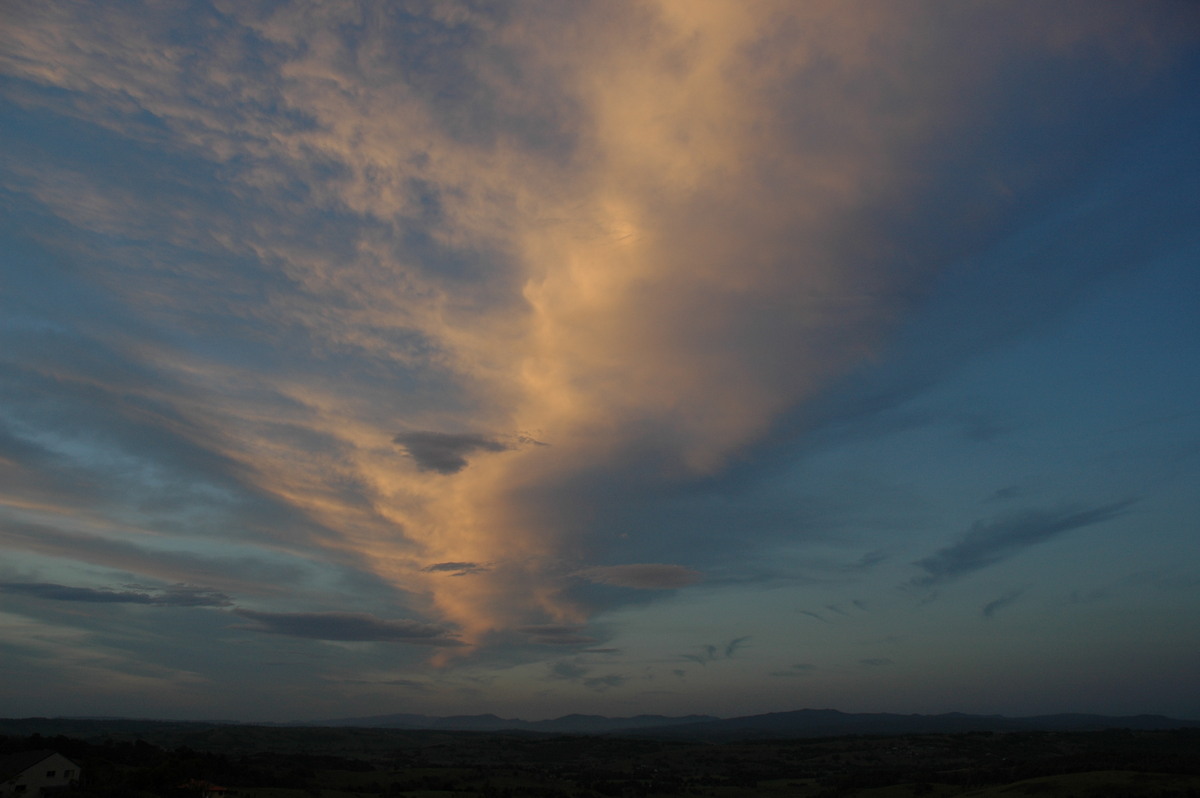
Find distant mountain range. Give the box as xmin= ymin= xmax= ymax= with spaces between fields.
xmin=3 ymin=709 xmax=1196 ymax=744
xmin=299 ymin=708 xmax=1200 ymax=739
xmin=291 ymin=711 xmax=720 ymax=734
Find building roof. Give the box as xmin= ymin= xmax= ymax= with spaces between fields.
xmin=0 ymin=750 xmax=77 ymax=782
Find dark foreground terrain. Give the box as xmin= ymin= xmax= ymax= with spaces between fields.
xmin=2 ymin=721 xmax=1198 ymax=797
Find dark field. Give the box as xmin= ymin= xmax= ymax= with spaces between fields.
xmin=3 ymin=721 xmax=1198 ymax=797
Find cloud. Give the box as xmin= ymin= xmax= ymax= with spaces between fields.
xmin=912 ymin=500 xmax=1138 ymax=587
xmin=2 ymin=0 xmax=1196 ymax=690
xmin=0 ymin=581 xmax=232 ymax=607
xmin=860 ymin=658 xmax=894 ymax=667
xmin=547 ymin=659 xmax=626 ymax=691
xmin=988 ymin=486 xmax=1024 ymax=502
xmin=393 ymin=432 xmax=512 ymax=475
xmin=321 ymin=676 xmax=432 ymax=693
xmin=231 ymin=609 xmax=462 ymax=646
xmin=982 ymin=590 xmax=1024 ymax=618
xmin=518 ymin=624 xmax=598 ymax=646
xmin=724 ymin=636 xmax=751 ymax=658
xmin=574 ymin=564 xmax=702 ymax=590
xmin=422 ymin=561 xmax=489 ymax=576
xmin=681 ymin=637 xmax=749 ymax=666
xmin=0 ymin=520 xmax=309 ymax=594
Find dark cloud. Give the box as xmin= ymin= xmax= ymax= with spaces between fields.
xmin=518 ymin=624 xmax=598 ymax=646
xmin=574 ymin=563 xmax=702 ymax=590
xmin=982 ymin=590 xmax=1023 ymax=618
xmin=393 ymin=431 xmax=511 ymax=474
xmin=231 ymin=609 xmax=462 ymax=646
xmin=987 ymin=485 xmax=1023 ymax=502
xmin=547 ymin=659 xmax=626 ymax=691
xmin=681 ymin=637 xmax=749 ymax=666
xmin=682 ymin=645 xmax=719 ymax=666
xmin=860 ymin=658 xmax=894 ymax=667
xmin=913 ymin=500 xmax=1138 ymax=587
xmin=0 ymin=581 xmax=231 ymax=607
xmin=421 ymin=561 xmax=489 ymax=576
xmin=724 ymin=636 xmax=751 ymax=657
xmin=322 ymin=677 xmax=431 ymax=692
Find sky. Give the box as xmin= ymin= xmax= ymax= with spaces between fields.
xmin=1 ymin=1 xmax=1198 ymax=724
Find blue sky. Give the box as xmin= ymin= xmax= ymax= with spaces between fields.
xmin=1 ymin=1 xmax=1198 ymax=722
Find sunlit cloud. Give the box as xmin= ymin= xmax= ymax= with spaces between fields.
xmin=2 ymin=0 xmax=1198 ymax=721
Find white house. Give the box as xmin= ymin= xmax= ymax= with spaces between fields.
xmin=0 ymin=750 xmax=81 ymax=797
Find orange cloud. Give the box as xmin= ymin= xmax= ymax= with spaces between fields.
xmin=3 ymin=0 xmax=1189 ymax=657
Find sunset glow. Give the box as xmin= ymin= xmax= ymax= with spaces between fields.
xmin=2 ymin=1 xmax=1198 ymax=722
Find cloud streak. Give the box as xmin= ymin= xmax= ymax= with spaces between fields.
xmin=393 ymin=432 xmax=513 ymax=475
xmin=575 ymin=564 xmax=703 ymax=590
xmin=0 ymin=582 xmax=232 ymax=607
xmin=231 ymin=610 xmax=462 ymax=647
xmin=913 ymin=501 xmax=1138 ymax=587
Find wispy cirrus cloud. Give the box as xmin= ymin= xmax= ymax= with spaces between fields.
xmin=681 ymin=636 xmax=751 ymax=666
xmin=912 ymin=500 xmax=1138 ymax=587
xmin=547 ymin=659 xmax=626 ymax=692
xmin=0 ymin=581 xmax=232 ymax=607
xmin=518 ymin=624 xmax=598 ymax=646
xmin=231 ymin=609 xmax=463 ymax=647
xmin=0 ymin=520 xmax=309 ymax=594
